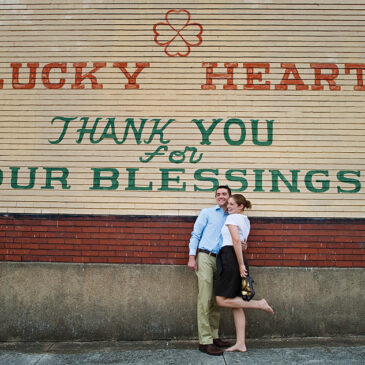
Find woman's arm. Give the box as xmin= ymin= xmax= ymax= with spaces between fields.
xmin=227 ymin=224 xmax=247 ymax=278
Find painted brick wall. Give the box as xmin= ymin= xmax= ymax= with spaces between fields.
xmin=1 ymin=1 xmax=364 ymax=220
xmin=1 ymin=214 xmax=364 ymax=267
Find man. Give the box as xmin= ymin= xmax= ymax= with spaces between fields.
xmin=187 ymin=185 xmax=232 ymax=356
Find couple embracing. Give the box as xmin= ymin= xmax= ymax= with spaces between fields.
xmin=187 ymin=185 xmax=274 ymax=356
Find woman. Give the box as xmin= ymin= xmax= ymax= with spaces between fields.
xmin=216 ymin=194 xmax=274 ymax=352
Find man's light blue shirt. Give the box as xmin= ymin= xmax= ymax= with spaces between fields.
xmin=189 ymin=205 xmax=228 ymax=256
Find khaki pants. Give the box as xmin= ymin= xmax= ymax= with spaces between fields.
xmin=196 ymin=252 xmax=220 ymax=345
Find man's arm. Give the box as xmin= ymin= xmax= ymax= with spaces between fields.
xmin=187 ymin=209 xmax=207 ymax=271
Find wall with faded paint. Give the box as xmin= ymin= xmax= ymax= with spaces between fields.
xmin=0 ymin=0 xmax=364 ymax=218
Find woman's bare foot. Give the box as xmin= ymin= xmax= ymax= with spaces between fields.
xmin=260 ymin=299 xmax=274 ymax=314
xmin=225 ymin=343 xmax=247 ymax=352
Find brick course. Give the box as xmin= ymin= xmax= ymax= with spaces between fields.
xmin=0 ymin=214 xmax=364 ymax=267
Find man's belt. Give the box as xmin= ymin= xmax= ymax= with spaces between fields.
xmin=198 ymin=249 xmax=217 ymax=257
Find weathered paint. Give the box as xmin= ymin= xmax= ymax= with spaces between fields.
xmin=0 ymin=1 xmax=364 ymax=218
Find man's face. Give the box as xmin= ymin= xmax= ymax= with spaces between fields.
xmin=215 ymin=188 xmax=230 ymax=208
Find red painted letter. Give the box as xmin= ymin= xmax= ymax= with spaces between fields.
xmin=113 ymin=62 xmax=150 ymax=89
xmin=201 ymin=62 xmax=238 ymax=90
xmin=243 ymin=63 xmax=270 ymax=90
xmin=275 ymin=63 xmax=308 ymax=90
xmin=345 ymin=64 xmax=365 ymax=91
xmin=42 ymin=62 xmax=67 ymax=89
xmin=72 ymin=62 xmax=106 ymax=89
xmin=11 ymin=62 xmax=39 ymax=89
xmin=311 ymin=63 xmax=341 ymax=91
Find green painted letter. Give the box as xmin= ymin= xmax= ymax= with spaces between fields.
xmin=126 ymin=168 xmax=152 ymax=190
xmin=305 ymin=170 xmax=329 ymax=193
xmin=76 ymin=117 xmax=101 ymax=144
xmin=41 ymin=167 xmax=70 ymax=189
xmin=10 ymin=167 xmax=37 ymax=189
xmin=224 ymin=119 xmax=246 ymax=146
xmin=144 ymin=118 xmax=174 ymax=144
xmin=337 ymin=170 xmax=361 ymax=193
xmin=251 ymin=119 xmax=274 ymax=146
xmin=253 ymin=169 xmax=265 ymax=192
xmin=49 ymin=116 xmax=77 ymax=144
xmin=194 ymin=169 xmax=219 ymax=191
xmin=158 ymin=168 xmax=186 ymax=191
xmin=226 ymin=169 xmax=248 ymax=191
xmin=90 ymin=168 xmax=119 ymax=190
xmin=270 ymin=170 xmax=300 ymax=192
xmin=192 ymin=118 xmax=222 ymax=145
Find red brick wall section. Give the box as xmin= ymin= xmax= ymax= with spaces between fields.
xmin=0 ymin=214 xmax=364 ymax=267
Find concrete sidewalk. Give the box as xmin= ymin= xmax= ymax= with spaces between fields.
xmin=0 ymin=337 xmax=364 ymax=365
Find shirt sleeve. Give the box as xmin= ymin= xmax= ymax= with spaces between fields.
xmin=225 ymin=214 xmax=239 ymax=227
xmin=241 ymin=217 xmax=250 ymax=240
xmin=189 ymin=209 xmax=208 ymax=256
xmin=226 ymin=215 xmax=250 ymax=241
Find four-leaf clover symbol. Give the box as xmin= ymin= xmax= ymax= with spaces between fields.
xmin=153 ymin=9 xmax=203 ymax=57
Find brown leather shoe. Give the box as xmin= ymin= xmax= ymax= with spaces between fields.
xmin=213 ymin=338 xmax=231 ymax=347
xmin=198 ymin=344 xmax=223 ymax=356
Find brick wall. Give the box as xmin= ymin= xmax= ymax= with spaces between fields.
xmin=0 ymin=214 xmax=364 ymax=267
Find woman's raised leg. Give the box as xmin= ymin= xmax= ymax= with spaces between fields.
xmin=216 ymin=296 xmax=274 ymax=314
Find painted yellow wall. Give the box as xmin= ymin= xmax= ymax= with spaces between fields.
xmin=0 ymin=1 xmax=364 ymax=217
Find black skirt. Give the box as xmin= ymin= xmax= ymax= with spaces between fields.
xmin=216 ymin=246 xmax=249 ymax=298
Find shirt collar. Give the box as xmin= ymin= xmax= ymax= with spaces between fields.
xmin=215 ymin=204 xmax=228 ymax=214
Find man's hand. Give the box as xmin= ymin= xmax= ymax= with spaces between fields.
xmin=241 ymin=239 xmax=248 ymax=252
xmin=187 ymin=255 xmax=198 ymax=271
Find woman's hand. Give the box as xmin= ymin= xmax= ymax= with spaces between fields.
xmin=239 ymin=264 xmax=247 ymax=278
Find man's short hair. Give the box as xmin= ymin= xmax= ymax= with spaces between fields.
xmin=215 ymin=185 xmax=231 ymax=196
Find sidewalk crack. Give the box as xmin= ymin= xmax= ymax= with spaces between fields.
xmin=33 ymin=342 xmax=55 ymax=365
xmin=33 ymin=354 xmax=46 ymax=365
xmin=222 ymin=352 xmax=228 ymax=365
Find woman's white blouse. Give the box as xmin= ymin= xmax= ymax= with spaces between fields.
xmin=221 ymin=214 xmax=250 ymax=247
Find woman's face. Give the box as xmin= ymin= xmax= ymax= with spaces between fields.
xmin=227 ymin=197 xmax=244 ymax=214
